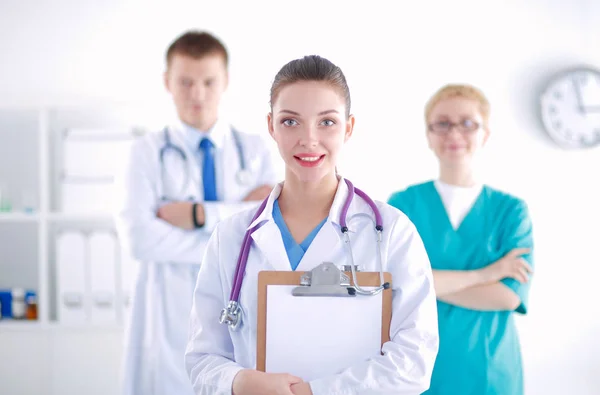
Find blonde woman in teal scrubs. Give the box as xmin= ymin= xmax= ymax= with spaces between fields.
xmin=388 ymin=84 xmax=534 ymax=395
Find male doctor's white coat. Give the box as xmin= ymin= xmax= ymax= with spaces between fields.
xmin=185 ymin=178 xmax=440 ymax=395
xmin=114 ymin=118 xmax=279 ymax=395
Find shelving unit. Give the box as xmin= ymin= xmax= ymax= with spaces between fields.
xmin=0 ymin=105 xmax=157 ymax=395
xmin=0 ymin=106 xmax=144 ymax=331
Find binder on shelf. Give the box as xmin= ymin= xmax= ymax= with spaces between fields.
xmin=88 ymin=231 xmax=118 ymax=324
xmin=56 ymin=231 xmax=88 ymax=324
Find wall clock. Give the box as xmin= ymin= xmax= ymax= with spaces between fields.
xmin=540 ymin=66 xmax=600 ymax=149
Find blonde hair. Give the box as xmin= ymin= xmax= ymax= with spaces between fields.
xmin=424 ymin=84 xmax=490 ymax=127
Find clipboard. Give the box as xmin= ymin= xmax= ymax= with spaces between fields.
xmin=256 ymin=262 xmax=392 ymax=379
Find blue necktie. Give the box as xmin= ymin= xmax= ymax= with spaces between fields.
xmin=199 ymin=138 xmax=217 ymax=201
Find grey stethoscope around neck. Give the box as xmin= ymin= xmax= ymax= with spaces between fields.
xmin=158 ymin=126 xmax=252 ymax=200
xmin=219 ymin=178 xmax=391 ymax=331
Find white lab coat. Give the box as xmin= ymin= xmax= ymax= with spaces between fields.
xmin=185 ymin=178 xmax=439 ymax=395
xmin=114 ymin=119 xmax=279 ymax=395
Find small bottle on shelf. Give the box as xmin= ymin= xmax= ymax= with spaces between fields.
xmin=11 ymin=288 xmax=26 ymax=319
xmin=26 ymin=294 xmax=38 ymax=320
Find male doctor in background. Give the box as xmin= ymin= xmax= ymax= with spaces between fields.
xmin=114 ymin=30 xmax=279 ymax=395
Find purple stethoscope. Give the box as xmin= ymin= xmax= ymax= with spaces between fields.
xmin=219 ymin=179 xmax=391 ymax=330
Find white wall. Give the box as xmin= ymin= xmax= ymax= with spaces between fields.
xmin=1 ymin=0 xmax=599 ymax=394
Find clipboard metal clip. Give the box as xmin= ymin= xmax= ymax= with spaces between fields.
xmin=292 ymin=262 xmax=356 ymax=297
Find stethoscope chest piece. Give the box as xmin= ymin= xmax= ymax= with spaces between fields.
xmin=219 ymin=300 xmax=242 ymax=331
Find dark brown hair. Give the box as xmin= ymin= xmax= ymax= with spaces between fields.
xmin=166 ymin=31 xmax=228 ymax=67
xmin=270 ymin=55 xmax=351 ymax=118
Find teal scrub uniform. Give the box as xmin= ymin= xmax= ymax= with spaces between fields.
xmin=388 ymin=181 xmax=534 ymax=395
xmin=273 ymin=199 xmax=327 ymax=270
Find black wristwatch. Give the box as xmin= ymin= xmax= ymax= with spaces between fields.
xmin=192 ymin=203 xmax=204 ymax=228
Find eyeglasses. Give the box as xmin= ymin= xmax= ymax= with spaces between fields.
xmin=427 ymin=119 xmax=481 ymax=134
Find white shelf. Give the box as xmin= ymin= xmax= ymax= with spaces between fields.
xmin=0 ymin=320 xmax=44 ymax=331
xmin=0 ymin=212 xmax=40 ymax=222
xmin=0 ymin=320 xmax=123 ymax=332
xmin=48 ymin=212 xmax=114 ymax=222
xmin=46 ymin=322 xmax=123 ymax=331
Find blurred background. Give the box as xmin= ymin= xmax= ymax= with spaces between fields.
xmin=0 ymin=0 xmax=598 ymax=394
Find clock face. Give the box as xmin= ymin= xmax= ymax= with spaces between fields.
xmin=540 ymin=67 xmax=600 ymax=149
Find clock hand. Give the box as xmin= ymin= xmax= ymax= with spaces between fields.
xmin=572 ymin=76 xmax=585 ymax=113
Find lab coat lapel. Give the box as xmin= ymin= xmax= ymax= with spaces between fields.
xmin=250 ymin=221 xmax=291 ymax=272
xmin=216 ymin=122 xmax=243 ymax=201
xmin=221 ymin=130 xmax=236 ymax=200
xmin=248 ymin=183 xmax=290 ymax=272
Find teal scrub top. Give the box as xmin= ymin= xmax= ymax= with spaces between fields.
xmin=273 ymin=199 xmax=327 ymax=270
xmin=388 ymin=181 xmax=534 ymax=395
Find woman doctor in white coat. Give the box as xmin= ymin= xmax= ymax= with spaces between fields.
xmin=185 ymin=55 xmax=439 ymax=395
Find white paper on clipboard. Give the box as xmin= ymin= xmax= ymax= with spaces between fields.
xmin=264 ymin=285 xmax=382 ymax=381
